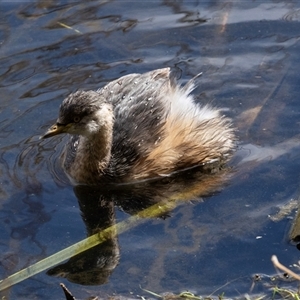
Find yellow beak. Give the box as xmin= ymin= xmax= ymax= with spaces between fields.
xmin=41 ymin=123 xmax=70 ymax=139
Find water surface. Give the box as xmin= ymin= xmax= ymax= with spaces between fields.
xmin=1 ymin=1 xmax=300 ymax=299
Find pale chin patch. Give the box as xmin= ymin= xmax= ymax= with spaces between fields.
xmin=85 ymin=120 xmax=101 ymax=135
xmin=82 ymin=105 xmax=113 ymax=136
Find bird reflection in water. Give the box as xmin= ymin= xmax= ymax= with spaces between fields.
xmin=46 ymin=162 xmax=232 ymax=286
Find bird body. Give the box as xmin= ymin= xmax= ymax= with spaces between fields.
xmin=42 ymin=68 xmax=235 ymax=185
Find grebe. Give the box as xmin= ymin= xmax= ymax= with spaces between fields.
xmin=41 ymin=68 xmax=235 ymax=185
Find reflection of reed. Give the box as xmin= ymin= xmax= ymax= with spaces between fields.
xmin=46 ymin=163 xmax=231 ymax=286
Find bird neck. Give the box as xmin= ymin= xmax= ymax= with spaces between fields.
xmin=73 ymin=113 xmax=114 ymax=184
xmin=82 ymin=124 xmax=113 ymax=168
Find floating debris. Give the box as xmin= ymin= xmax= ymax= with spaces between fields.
xmin=57 ymin=21 xmax=82 ymax=34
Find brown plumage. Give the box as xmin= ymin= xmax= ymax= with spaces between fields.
xmin=41 ymin=68 xmax=235 ymax=185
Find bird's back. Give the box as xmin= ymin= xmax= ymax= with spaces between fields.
xmin=97 ymin=68 xmax=171 ymax=180
xmin=96 ymin=68 xmax=235 ymax=182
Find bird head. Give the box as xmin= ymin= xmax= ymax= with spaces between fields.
xmin=41 ymin=90 xmax=113 ymax=139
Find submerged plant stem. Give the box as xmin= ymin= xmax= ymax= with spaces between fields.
xmin=0 ymin=198 xmax=179 ymax=291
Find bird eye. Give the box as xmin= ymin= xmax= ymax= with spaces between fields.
xmin=73 ymin=116 xmax=81 ymax=123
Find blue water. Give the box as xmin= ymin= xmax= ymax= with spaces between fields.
xmin=1 ymin=1 xmax=300 ymax=299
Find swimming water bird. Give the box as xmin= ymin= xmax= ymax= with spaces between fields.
xmin=42 ymin=68 xmax=235 ymax=185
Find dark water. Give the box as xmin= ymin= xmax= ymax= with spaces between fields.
xmin=1 ymin=1 xmax=300 ymax=299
